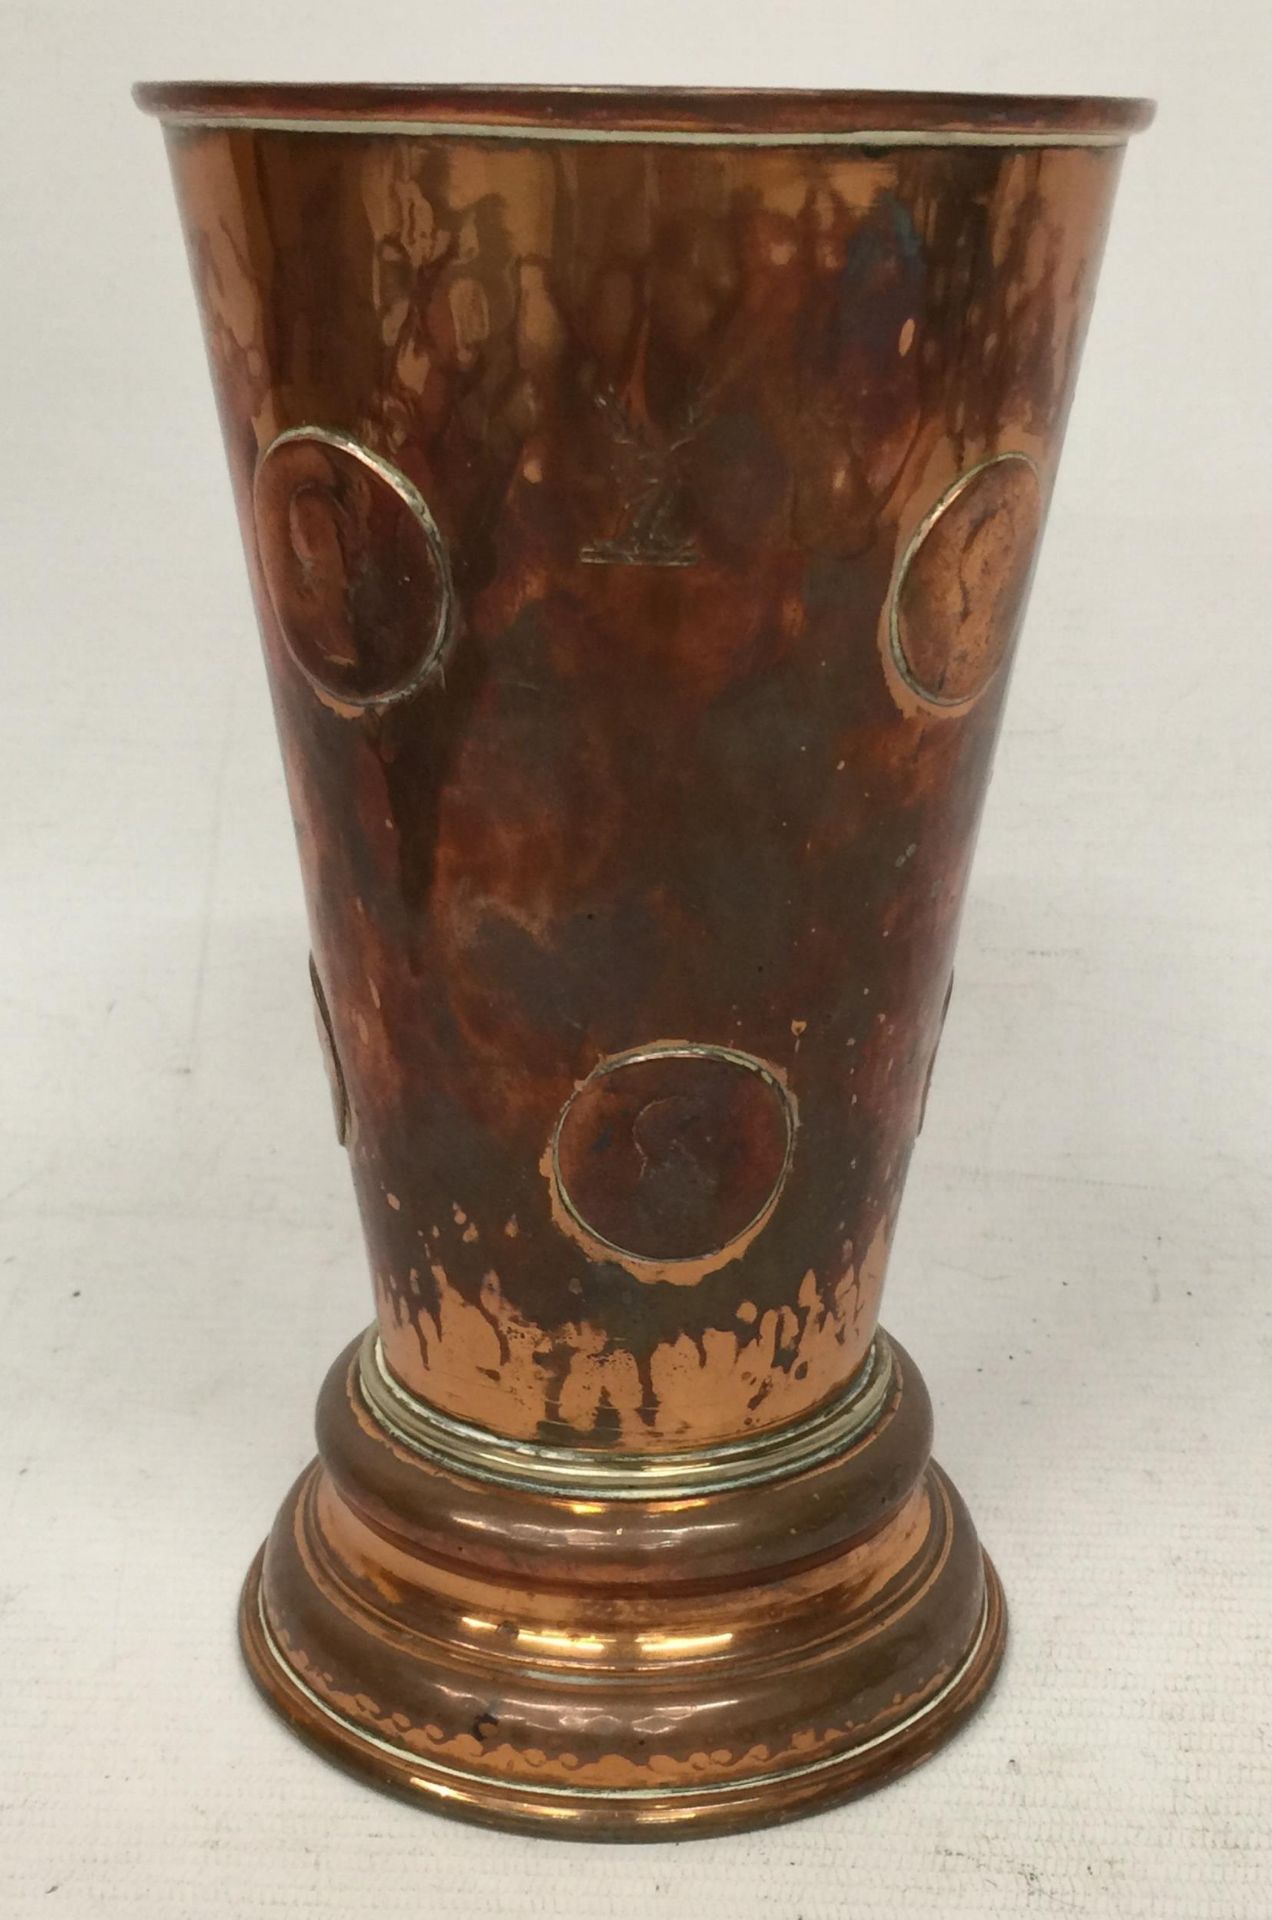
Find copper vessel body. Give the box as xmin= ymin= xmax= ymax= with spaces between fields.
xmin=137 ymin=83 xmax=1150 ymax=1838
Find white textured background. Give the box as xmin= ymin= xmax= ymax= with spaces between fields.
xmin=1 ymin=2 xmax=1269 ymax=1914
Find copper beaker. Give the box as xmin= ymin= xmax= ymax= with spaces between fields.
xmin=136 ymin=81 xmax=1152 ymax=1838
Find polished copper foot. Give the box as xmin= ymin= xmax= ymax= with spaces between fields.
xmin=239 ymin=1331 xmax=1005 ymax=1840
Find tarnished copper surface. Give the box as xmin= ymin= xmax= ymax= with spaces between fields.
xmin=138 ymin=81 xmax=1149 ymax=1837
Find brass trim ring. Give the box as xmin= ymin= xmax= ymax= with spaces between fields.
xmin=357 ymin=1326 xmax=895 ymax=1500
xmin=158 ymin=114 xmax=1135 ymax=149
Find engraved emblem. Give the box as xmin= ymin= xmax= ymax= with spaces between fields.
xmin=889 ymin=452 xmax=1042 ymax=711
xmin=548 ymin=1043 xmax=795 ymax=1280
xmin=580 ymin=349 xmax=706 ymax=568
xmin=254 ymin=427 xmax=454 ymax=707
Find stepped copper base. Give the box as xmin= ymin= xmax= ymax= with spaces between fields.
xmin=238 ymin=1332 xmax=1005 ymax=1839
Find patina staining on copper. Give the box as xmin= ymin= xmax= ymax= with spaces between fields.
xmin=357 ymin=1325 xmax=891 ymax=1497
xmin=548 ymin=1044 xmax=794 ymax=1275
xmin=891 ymin=452 xmax=1043 ymax=709
xmin=253 ymin=428 xmax=453 ymax=707
xmin=377 ymin=1231 xmax=889 ymax=1447
xmin=138 ymin=79 xmax=1151 ymax=1837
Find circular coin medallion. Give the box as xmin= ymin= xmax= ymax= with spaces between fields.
xmin=890 ymin=452 xmax=1042 ymax=710
xmin=253 ymin=427 xmax=453 ymax=706
xmin=550 ymin=1043 xmax=795 ymax=1273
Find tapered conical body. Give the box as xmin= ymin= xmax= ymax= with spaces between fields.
xmin=140 ymin=82 xmax=1150 ymax=1838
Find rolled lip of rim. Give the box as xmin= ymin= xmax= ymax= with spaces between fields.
xmin=132 ymin=81 xmax=1155 ymax=142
